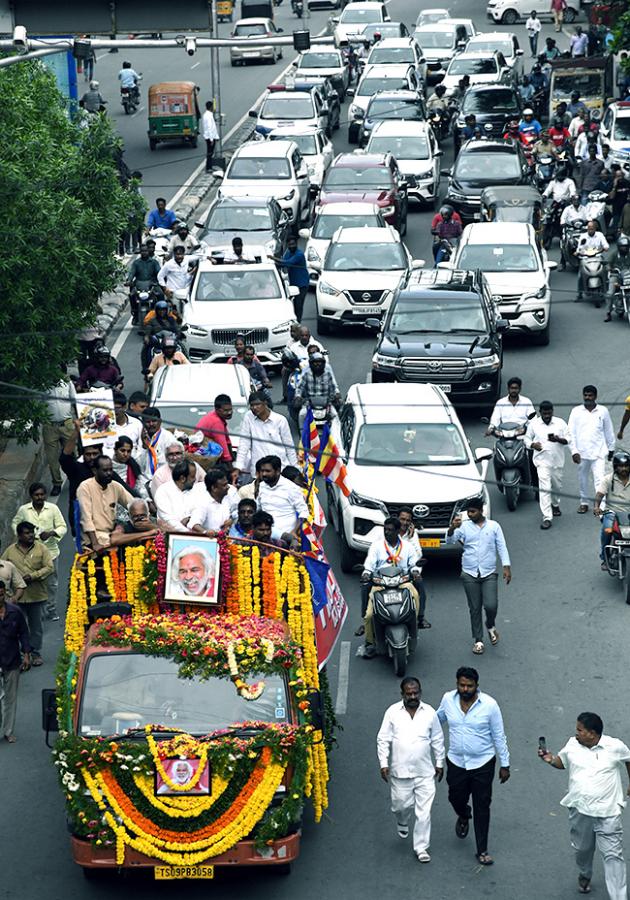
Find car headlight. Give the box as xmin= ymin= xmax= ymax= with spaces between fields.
xmin=264 ymin=239 xmax=276 ymax=256
xmin=307 ymin=246 xmax=321 ymax=263
xmin=318 ymin=280 xmax=339 ymax=296
xmin=307 ymin=164 xmax=316 ymax=177
xmin=448 ymin=188 xmax=466 ymax=201
xmin=188 ymin=326 xmax=209 ymax=337
xmin=470 ymin=353 xmax=500 ymax=371
xmin=272 ymin=320 xmax=293 ymax=334
xmin=350 ymin=104 xmax=362 ymax=118
xmin=282 ymin=190 xmax=296 ymax=202
xmin=373 ymin=353 xmax=397 ymax=367
xmin=349 ymin=491 xmax=388 ymax=513
xmin=381 ymin=204 xmax=395 ymax=216
xmin=525 ymin=286 xmax=548 ymax=300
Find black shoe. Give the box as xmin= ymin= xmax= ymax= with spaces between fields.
xmin=455 ymin=816 xmax=469 ymax=839
xmin=552 ymin=506 xmax=561 ymax=517
xmin=418 ymin=618 xmax=432 ymax=629
xmin=50 ymin=484 xmax=62 ymax=497
xmin=604 ymin=313 xmax=612 ymax=322
xmin=363 ymin=643 xmax=376 ymax=659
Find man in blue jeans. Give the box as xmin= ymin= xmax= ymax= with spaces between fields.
xmin=593 ymin=451 xmax=630 ymax=575
xmin=446 ymin=497 xmax=511 ymax=655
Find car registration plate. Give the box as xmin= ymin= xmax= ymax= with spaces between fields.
xmin=155 ymin=866 xmax=214 ymax=880
xmin=354 ymin=307 xmax=381 ymax=315
xmin=437 ymin=383 xmax=451 ymax=392
xmin=420 ymin=538 xmax=441 ymax=548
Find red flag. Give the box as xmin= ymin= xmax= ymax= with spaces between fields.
xmin=319 ymin=431 xmax=351 ymax=498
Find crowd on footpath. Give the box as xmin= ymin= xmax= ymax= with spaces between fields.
xmin=377 ymin=670 xmax=630 ymax=898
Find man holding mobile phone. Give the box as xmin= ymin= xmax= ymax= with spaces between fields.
xmin=539 ymin=712 xmax=630 ymax=898
xmin=525 ymin=401 xmax=569 ymax=530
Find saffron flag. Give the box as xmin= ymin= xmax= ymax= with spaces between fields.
xmin=301 ymin=407 xmax=321 ymax=467
xmin=316 ymin=425 xmax=351 ymax=498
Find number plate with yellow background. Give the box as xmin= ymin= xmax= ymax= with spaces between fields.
xmin=155 ymin=865 xmax=214 ymax=880
xmin=419 ymin=538 xmax=441 ymax=548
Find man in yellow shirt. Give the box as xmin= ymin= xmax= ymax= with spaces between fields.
xmin=76 ymin=456 xmax=133 ymax=552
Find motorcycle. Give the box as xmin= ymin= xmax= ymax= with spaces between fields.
xmin=534 ymin=154 xmax=555 ymax=193
xmin=434 ymin=236 xmax=459 ymax=266
xmin=291 ymin=0 xmax=303 ymax=16
xmin=602 ymin=512 xmax=630 ymax=603
xmin=142 ymin=328 xmax=187 ymax=379
xmin=609 ymin=267 xmax=630 ymax=322
xmin=561 ymin=219 xmax=587 ymax=271
xmin=492 ymin=422 xmax=531 ymax=511
xmin=366 ymin=565 xmax=418 ymax=676
xmin=584 ymin=190 xmax=608 ymax=232
xmin=298 ymin=394 xmax=337 ymax=430
xmin=542 ymin=198 xmax=565 ymax=250
xmin=130 ymin=282 xmax=164 ymax=328
xmin=578 ymin=248 xmax=606 ymax=306
xmin=146 ymin=227 xmax=172 ymax=265
xmin=120 ymin=77 xmax=141 ymax=114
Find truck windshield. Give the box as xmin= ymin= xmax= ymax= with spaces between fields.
xmin=79 ymin=653 xmax=290 ymax=737
xmin=551 ymin=72 xmax=602 ymax=101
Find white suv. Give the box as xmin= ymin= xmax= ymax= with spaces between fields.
xmin=326 ymin=382 xmax=493 ymax=571
xmin=299 ymin=201 xmax=387 ymax=284
xmin=451 ymin=222 xmax=556 ymax=345
xmin=601 ymin=102 xmax=630 ymax=166
xmin=217 ymin=140 xmax=312 ymax=225
xmin=486 ymin=0 xmax=578 ymax=24
xmin=183 ymin=251 xmax=297 ymax=366
xmin=365 ymin=120 xmax=441 ymax=205
xmin=315 ymin=225 xmax=416 ymax=333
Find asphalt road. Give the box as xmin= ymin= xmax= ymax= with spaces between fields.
xmin=7 ymin=2 xmax=630 ymax=899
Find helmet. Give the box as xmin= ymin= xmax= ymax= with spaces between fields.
xmin=522 ymin=107 xmax=533 ymax=117
xmin=161 ymin=335 xmax=177 ymax=348
xmin=613 ymin=451 xmax=630 ymax=470
xmin=176 ymin=222 xmax=189 ymax=232
xmin=440 ymin=204 xmax=454 ymax=219
xmin=90 ymin=80 xmax=99 ymax=90
xmin=618 ymin=235 xmax=630 ymax=255
xmin=507 ymin=119 xmax=518 ymax=131
xmin=155 ymin=300 xmax=169 ymax=311
xmin=553 ymin=116 xmax=564 ymax=128
xmin=96 ymin=345 xmax=110 ymax=356
xmin=281 ymin=349 xmax=300 ymax=371
xmin=373 ymin=30 xmax=381 ymax=40
xmin=435 ymin=84 xmax=446 ymax=96
xmin=123 ymin=61 xmax=131 ymax=68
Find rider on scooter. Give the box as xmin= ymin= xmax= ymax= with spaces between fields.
xmin=593 ymin=451 xmax=630 ymax=571
xmin=431 ymin=204 xmax=463 ymax=263
xmin=427 ymin=83 xmax=448 ymax=113
xmin=604 ymin=234 xmax=630 ymax=321
xmin=126 ymin=244 xmax=161 ymax=325
xmin=293 ymin=352 xmax=341 ymax=425
xmin=576 ymin=220 xmax=609 ymax=302
xmin=559 ymin=194 xmax=588 ymax=270
xmin=118 ymin=61 xmax=141 ymax=99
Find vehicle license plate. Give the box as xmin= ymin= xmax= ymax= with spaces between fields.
xmin=420 ymin=538 xmax=441 ymax=548
xmin=354 ymin=307 xmax=381 ymax=315
xmin=155 ymin=866 xmax=214 ymax=880
xmin=437 ymin=383 xmax=451 ymax=392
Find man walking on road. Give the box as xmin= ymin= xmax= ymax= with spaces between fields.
xmin=377 ymin=677 xmax=445 ymax=863
xmin=525 ymin=401 xmax=569 ymax=529
xmin=0 ymin=580 xmax=31 ymax=743
xmin=526 ymin=11 xmax=542 ymax=57
xmin=568 ymin=385 xmax=615 ymax=513
xmin=539 ymin=712 xmax=630 ymax=898
xmin=437 ymin=667 xmax=510 ymax=867
xmin=551 ymin=0 xmax=567 ymax=31
xmin=446 ymin=497 xmax=511 ymax=655
xmin=201 ymin=100 xmax=219 ymax=172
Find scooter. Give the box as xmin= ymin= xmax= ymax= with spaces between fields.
xmin=434 ymin=236 xmax=459 ymax=266
xmin=609 ymin=267 xmax=630 ymax=322
xmin=561 ymin=219 xmax=587 ymax=271
xmin=602 ymin=512 xmax=630 ymax=603
xmin=534 ymin=154 xmax=555 ymax=193
xmin=542 ymin=198 xmax=565 ymax=250
xmin=578 ymin=248 xmax=606 ymax=306
xmin=146 ymin=227 xmax=172 ymax=264
xmin=130 ymin=282 xmax=163 ymax=327
xmin=492 ymin=422 xmax=530 ymax=511
xmin=120 ymin=76 xmax=142 ymax=114
xmin=367 ymin=565 xmax=418 ymax=677
xmin=584 ymin=190 xmax=608 ymax=232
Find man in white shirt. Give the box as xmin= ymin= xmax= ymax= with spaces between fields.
xmin=561 ymin=194 xmax=589 ymax=228
xmin=487 ymin=377 xmax=535 ymax=434
xmin=525 ymin=11 xmax=541 ymax=56
xmin=234 ymin=393 xmax=297 ymax=477
xmin=42 ymin=373 xmax=76 ymax=495
xmin=525 ymin=401 xmax=569 ymax=528
xmin=576 ymin=220 xmax=610 ymax=300
xmin=138 ymin=407 xmax=176 ymax=479
xmin=376 ymin=677 xmax=445 ymax=863
xmin=201 ymin=100 xmax=219 ymax=172
xmin=539 ymin=711 xmax=630 ymax=898
xmin=189 ymin=469 xmax=237 ymax=535
xmin=256 ymin=456 xmax=308 ymax=543
xmin=575 ymin=130 xmax=603 ymax=161
xmin=398 ymin=507 xmax=430 ymax=629
xmin=157 ymin=246 xmax=196 ymax=299
xmin=154 ymin=460 xmax=198 ymax=532
xmin=361 ymin=517 xmax=421 ymax=657
xmin=568 ymin=385 xmax=615 ymax=512
xmin=102 ymin=391 xmax=144 ymax=454
xmin=150 ymin=441 xmax=205 ymax=497
xmin=289 ymin=325 xmax=326 ymax=364
xmin=543 ymin=171 xmax=578 ymax=205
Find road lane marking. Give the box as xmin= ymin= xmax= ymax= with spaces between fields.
xmin=111 ymin=316 xmax=133 ymax=357
xmin=190 ymin=61 xmax=201 ymax=69
xmin=335 ymin=641 xmax=351 ymax=715
xmin=130 ymin=105 xmax=145 ymax=118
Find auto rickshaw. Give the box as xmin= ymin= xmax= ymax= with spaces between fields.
xmin=147 ymin=82 xmax=201 ymax=151
xmin=217 ymin=0 xmax=234 ymax=21
xmin=480 ymin=186 xmax=543 ymax=241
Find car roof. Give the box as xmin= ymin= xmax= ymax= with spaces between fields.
xmin=370 ymin=119 xmax=431 ymax=137
xmin=370 ymin=37 xmax=415 ymax=48
xmin=333 ymin=225 xmax=398 ymax=243
xmin=466 ymin=82 xmax=517 ymax=93
xmin=301 ymin=44 xmax=339 ymax=53
xmin=348 ymin=382 xmax=451 ymax=424
xmin=368 ymin=89 xmax=419 ymax=101
xmin=362 ymin=63 xmax=413 ymax=77
xmin=468 ymin=31 xmax=515 ymax=42
xmin=459 ymin=138 xmax=518 ymax=153
xmin=196 ymin=249 xmax=275 ymax=269
xmin=611 ymin=102 xmax=630 ymax=117
xmin=451 ymin=50 xmax=497 ymax=60
xmin=316 ymin=200 xmax=381 ymax=214
xmin=152 ymin=363 xmax=252 ymax=404
xmin=333 ymin=152 xmax=390 ymax=168
xmin=342 ymin=1 xmax=384 ymax=8
xmin=268 ymin=123 xmax=323 ymax=136
xmin=234 ymin=17 xmax=272 ymax=24
xmin=414 ymin=22 xmax=456 ymax=32
xmin=233 ymin=140 xmax=297 ymax=158
xmin=209 ymin=196 xmax=273 ymax=211
xmin=463 ymin=221 xmax=534 ymax=243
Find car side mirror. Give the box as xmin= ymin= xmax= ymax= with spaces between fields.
xmin=279 ymin=211 xmax=290 ymax=224
xmin=411 ymin=258 xmax=425 ymax=268
xmin=546 ymin=260 xmax=558 ymax=271
xmin=434 ymin=149 xmax=443 ymax=156
xmin=440 ymin=168 xmax=451 ymax=177
xmin=364 ymin=317 xmax=381 ymax=331
xmin=331 ymin=16 xmax=339 ymax=23
xmin=474 ymin=447 xmax=493 ymax=463
xmin=277 ymin=27 xmax=284 ymax=32
xmin=418 ymin=56 xmax=425 ymax=63
xmin=321 ymin=103 xmax=329 ymax=114
xmin=436 ymin=260 xmax=453 ymax=269
xmin=292 ymin=60 xmax=298 ymax=66
xmin=346 ymin=87 xmax=355 ymax=97
xmin=248 ymin=109 xmax=258 ymax=118
xmin=516 ymin=48 xmax=524 ymax=56
xmin=497 ymin=318 xmax=509 ymax=331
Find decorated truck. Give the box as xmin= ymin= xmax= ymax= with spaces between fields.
xmin=44 ymin=533 xmax=345 ymax=879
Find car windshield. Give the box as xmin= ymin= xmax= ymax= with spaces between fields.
xmin=454 ymin=150 xmax=521 ymax=181
xmin=234 ymin=23 xmax=268 ymax=35
xmin=368 ymin=134 xmax=430 ymax=158
xmin=341 ymin=7 xmax=382 ymax=23
xmin=415 ymin=30 xmax=454 ymax=49
xmin=260 ymin=95 xmax=314 ymax=119
xmin=355 ymin=422 xmax=469 ymax=465
xmin=203 ymin=204 xmax=273 ymax=233
xmin=325 ymin=241 xmax=406 ymax=271
xmin=369 ymin=47 xmax=414 ymax=64
xmin=78 ymin=653 xmax=289 ymax=737
xmin=367 ymin=98 xmax=423 ymax=120
xmin=298 ymin=52 xmax=341 ymax=68
xmin=462 ymin=89 xmax=518 ymax=114
xmin=613 ymin=117 xmax=630 ymax=141
xmin=195 ymin=269 xmax=282 ymax=300
xmin=448 ymin=57 xmax=498 ymax=76
xmin=228 ymin=156 xmax=291 ymax=179
xmin=418 ymin=11 xmax=449 ymax=24
xmin=552 ymin=72 xmax=602 ymax=100
xmin=358 ymin=77 xmax=407 ymax=96
xmin=270 ymin=132 xmax=318 ymax=154
xmin=389 ymin=297 xmax=486 ymax=332
xmin=312 ymin=212 xmax=383 ymax=238
xmin=457 ymin=243 xmax=539 ymax=272
xmin=162 ymin=403 xmax=248 ymax=437
xmin=362 ymin=24 xmax=401 ymax=39
xmin=324 ymin=165 xmax=391 ymax=189
xmin=469 ymin=39 xmax=513 ymax=57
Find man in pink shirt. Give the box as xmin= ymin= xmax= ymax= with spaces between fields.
xmin=195 ymin=394 xmax=235 ymax=467
xmin=550 ymin=0 xmax=567 ymax=31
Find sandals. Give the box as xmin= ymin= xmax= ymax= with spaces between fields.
xmin=488 ymin=627 xmax=499 ymax=646
xmin=472 ymin=641 xmax=484 ymax=655
xmin=578 ymin=875 xmax=591 ymax=893
xmin=476 ymin=853 xmax=494 ymax=866
xmin=455 ymin=816 xmax=469 ymax=839
xmin=578 ymin=504 xmax=589 ymax=514
xmin=354 ymin=624 xmax=365 ymax=636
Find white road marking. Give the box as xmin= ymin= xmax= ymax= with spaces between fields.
xmin=130 ymin=105 xmax=145 ymax=118
xmin=190 ymin=61 xmax=201 ymax=69
xmin=111 ymin=316 xmax=133 ymax=357
xmin=335 ymin=641 xmax=351 ymax=715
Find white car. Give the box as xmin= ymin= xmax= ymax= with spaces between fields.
xmin=316 ymin=225 xmax=416 ymax=333
xmin=326 ymin=382 xmax=492 ymax=570
xmin=486 ymin=0 xmax=578 ymax=25
xmin=330 ymin=2 xmax=390 ymax=45
xmin=365 ymin=120 xmax=441 ymax=205
xmin=416 ymin=7 xmax=450 ymax=26
xmin=230 ymin=18 xmax=284 ymax=66
xmin=440 ymin=50 xmax=513 ymax=96
xmin=601 ymin=102 xmax=630 ymax=166
xmin=268 ymin=124 xmax=333 ymax=188
xmin=451 ymin=222 xmax=556 ymax=344
xmin=218 ymin=140 xmax=312 ymax=224
xmin=183 ymin=252 xmax=297 ymax=365
xmin=348 ymin=63 xmax=421 ymax=142
xmin=150 ymin=363 xmax=252 ymax=453
xmin=366 ymin=38 xmax=427 ymax=88
xmin=466 ymin=31 xmax=524 ymax=79
xmin=293 ymin=45 xmax=350 ymax=100
xmin=299 ymin=201 xmax=387 ymax=284
xmin=413 ymin=18 xmax=476 ymax=82
xmin=251 ymin=84 xmax=329 ymax=137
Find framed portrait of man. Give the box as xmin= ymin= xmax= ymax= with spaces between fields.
xmin=165 ymin=535 xmax=220 ymax=604
xmin=155 ymin=758 xmax=211 ymax=796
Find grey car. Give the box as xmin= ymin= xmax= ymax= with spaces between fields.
xmin=197 ymin=197 xmax=291 ymax=259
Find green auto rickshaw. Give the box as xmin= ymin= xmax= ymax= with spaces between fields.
xmin=148 ymin=81 xmax=201 ymax=151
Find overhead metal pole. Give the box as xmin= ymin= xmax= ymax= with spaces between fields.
xmin=211 ymin=0 xmax=223 ymax=157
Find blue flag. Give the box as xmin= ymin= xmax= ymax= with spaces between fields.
xmin=303 ymin=554 xmax=330 ymax=616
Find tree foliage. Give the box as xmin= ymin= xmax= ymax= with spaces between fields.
xmin=0 ymin=60 xmax=138 ymax=440
xmin=609 ymin=1 xmax=630 ymax=62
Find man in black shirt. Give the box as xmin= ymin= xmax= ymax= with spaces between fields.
xmin=0 ymin=580 xmax=31 ymax=743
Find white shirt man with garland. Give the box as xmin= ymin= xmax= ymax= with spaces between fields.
xmin=525 ymin=401 xmax=569 ymax=528
xmin=377 ymin=678 xmax=445 ymax=863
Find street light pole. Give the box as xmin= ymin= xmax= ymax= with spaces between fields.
xmin=211 ymin=0 xmax=223 ymax=158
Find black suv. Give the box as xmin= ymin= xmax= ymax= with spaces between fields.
xmin=453 ymin=84 xmax=522 ymax=151
xmin=443 ymin=138 xmax=531 ymax=222
xmin=369 ymin=268 xmax=507 ymax=409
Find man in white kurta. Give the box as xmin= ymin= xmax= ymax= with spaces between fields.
xmin=376 ymin=678 xmax=445 ymax=862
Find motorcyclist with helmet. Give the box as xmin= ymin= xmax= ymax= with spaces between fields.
xmin=503 ymin=118 xmax=520 ymax=142
xmin=549 ymin=115 xmax=571 ymax=151
xmin=293 ymin=352 xmax=341 ymax=427
xmin=118 ymin=60 xmax=141 ymax=103
xmin=431 ymin=204 xmax=463 ymax=263
xmin=593 ymin=451 xmax=630 ymax=572
xmin=559 ymin=194 xmax=589 ymax=269
xmin=518 ymin=107 xmax=543 ymax=145
xmin=141 ymin=299 xmax=184 ymax=373
xmin=604 ymin=234 xmax=630 ymax=321
xmin=126 ymin=244 xmax=161 ymax=325
xmin=532 ymin=129 xmax=559 ymax=160
xmin=76 ymin=345 xmax=124 ymax=390
xmin=145 ymin=334 xmax=189 ymax=386
xmin=356 ymin=38 xmax=371 ymax=72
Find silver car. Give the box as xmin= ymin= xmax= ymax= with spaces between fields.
xmin=230 ymin=18 xmax=284 ymax=66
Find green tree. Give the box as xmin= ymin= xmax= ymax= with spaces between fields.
xmin=609 ymin=1 xmax=630 ymax=62
xmin=0 ymin=60 xmax=139 ymax=440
